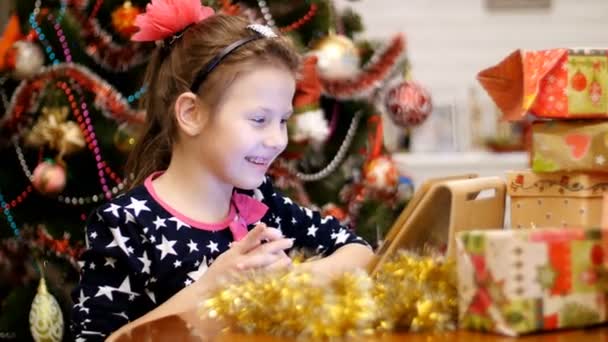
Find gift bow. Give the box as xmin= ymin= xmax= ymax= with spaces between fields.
xmin=25 ymin=107 xmax=85 ymax=161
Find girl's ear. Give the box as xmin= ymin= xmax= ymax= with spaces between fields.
xmin=174 ymin=92 xmax=209 ymax=136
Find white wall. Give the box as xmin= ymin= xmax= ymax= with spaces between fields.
xmin=335 ymin=0 xmax=608 ymax=105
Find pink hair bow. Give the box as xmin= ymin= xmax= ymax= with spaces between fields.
xmin=131 ymin=0 xmax=215 ymax=42
xmin=228 ymin=192 xmax=269 ymax=241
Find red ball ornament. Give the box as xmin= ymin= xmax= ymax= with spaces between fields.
xmin=111 ymin=1 xmax=142 ymax=39
xmin=571 ymin=70 xmax=587 ymax=92
xmin=363 ymin=156 xmax=399 ymax=192
xmin=32 ymin=161 xmax=66 ymax=196
xmin=385 ymin=81 xmax=432 ymax=128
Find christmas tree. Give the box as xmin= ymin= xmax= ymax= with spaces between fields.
xmin=0 ymin=0 xmax=431 ymax=340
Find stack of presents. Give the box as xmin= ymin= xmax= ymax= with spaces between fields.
xmin=458 ymin=48 xmax=608 ymax=336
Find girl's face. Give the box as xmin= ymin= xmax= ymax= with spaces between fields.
xmin=196 ymin=65 xmax=296 ymax=190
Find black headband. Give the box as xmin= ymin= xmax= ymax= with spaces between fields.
xmin=189 ymin=24 xmax=277 ymax=92
xmin=189 ymin=33 xmax=264 ymax=92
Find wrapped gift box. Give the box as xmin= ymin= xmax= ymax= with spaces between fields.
xmin=478 ymin=48 xmax=608 ymax=121
xmin=457 ymin=228 xmax=608 ymax=336
xmin=507 ymin=170 xmax=608 ymax=229
xmin=531 ymin=121 xmax=608 ymax=173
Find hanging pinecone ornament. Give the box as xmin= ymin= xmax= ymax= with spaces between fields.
xmin=384 ymin=81 xmax=432 ymax=128
xmin=29 ymin=277 xmax=64 ymax=342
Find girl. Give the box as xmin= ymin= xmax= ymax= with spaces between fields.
xmin=70 ymin=1 xmax=373 ymax=340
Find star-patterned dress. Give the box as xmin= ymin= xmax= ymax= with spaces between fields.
xmin=70 ymin=172 xmax=370 ymax=341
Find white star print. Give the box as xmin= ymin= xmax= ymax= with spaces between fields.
xmin=292 ymin=217 xmax=297 ymax=225
xmin=184 ymin=279 xmax=192 ymax=286
xmin=156 ymin=235 xmax=177 ymax=260
xmin=105 ymin=257 xmax=117 ymax=268
xmin=116 ymin=276 xmax=139 ymax=296
xmin=275 ymin=216 xmax=282 ymax=225
xmin=317 ymin=244 xmax=325 ymax=251
xmin=124 ymin=210 xmax=136 ymax=224
xmin=96 ymin=211 xmax=103 ymax=222
xmin=145 ymin=288 xmax=156 ymax=303
xmin=150 ymin=277 xmax=157 ymax=283
xmin=174 ymin=260 xmax=182 ymax=268
xmin=138 ymin=251 xmax=152 ymax=274
xmin=283 ymin=197 xmax=293 ymax=205
xmin=106 ymin=227 xmax=131 ymax=256
xmin=113 ymin=312 xmax=129 ymax=320
xmin=188 ymin=256 xmax=209 ymax=281
xmin=207 ymin=240 xmax=219 ymax=253
xmin=95 ymin=277 xmax=139 ymax=301
xmin=335 ymin=228 xmax=350 ymax=244
xmin=126 ymin=198 xmax=150 ymax=217
xmin=169 ymin=217 xmax=190 ymax=230
xmin=140 ymin=234 xmax=149 ymax=243
xmin=75 ymin=290 xmax=89 ymax=310
xmin=321 ymin=216 xmax=333 ymax=224
xmin=104 ymin=203 xmax=121 ymax=218
xmin=307 ymin=225 xmax=318 ymax=237
xmin=95 ymin=285 xmax=116 ymax=301
xmin=187 ymin=239 xmax=198 ymax=253
xmin=149 ymin=236 xmax=156 ymax=243
xmin=153 ymin=216 xmax=166 ymax=229
xmin=143 ymin=227 xmax=149 ymax=234
xmin=90 ymin=231 xmax=97 ymax=239
xmin=127 ymin=246 xmax=134 ymax=254
xmin=303 ymin=207 xmax=313 ymax=218
xmin=89 ymin=262 xmax=96 ymax=270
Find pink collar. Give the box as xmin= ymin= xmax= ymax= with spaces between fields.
xmin=144 ymin=172 xmax=268 ymax=241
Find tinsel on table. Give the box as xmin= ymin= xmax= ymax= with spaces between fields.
xmin=202 ymin=251 xmax=457 ymax=339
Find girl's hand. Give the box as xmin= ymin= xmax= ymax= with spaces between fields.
xmin=203 ymin=223 xmax=293 ymax=284
xmin=171 ymin=224 xmax=293 ymax=305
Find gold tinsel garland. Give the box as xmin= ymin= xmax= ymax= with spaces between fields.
xmin=202 ymin=251 xmax=457 ymax=339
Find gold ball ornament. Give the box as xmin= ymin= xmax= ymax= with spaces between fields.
xmin=29 ymin=277 xmax=64 ymax=342
xmin=311 ymin=34 xmax=360 ymax=80
xmin=113 ymin=122 xmax=138 ymax=153
xmin=111 ymin=1 xmax=142 ymax=39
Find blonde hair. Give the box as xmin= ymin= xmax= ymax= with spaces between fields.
xmin=126 ymin=15 xmax=300 ymax=188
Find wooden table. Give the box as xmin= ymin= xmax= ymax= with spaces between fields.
xmin=215 ymin=326 xmax=608 ymax=341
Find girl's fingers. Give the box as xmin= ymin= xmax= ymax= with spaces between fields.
xmin=254 ymin=238 xmax=294 ymax=255
xmin=265 ymin=254 xmax=292 ymax=271
xmin=236 ymin=252 xmax=282 ymax=270
xmin=233 ymin=223 xmax=267 ymax=253
xmin=259 ymin=227 xmax=284 ymax=241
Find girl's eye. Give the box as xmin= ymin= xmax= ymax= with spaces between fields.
xmin=251 ymin=117 xmax=266 ymax=124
